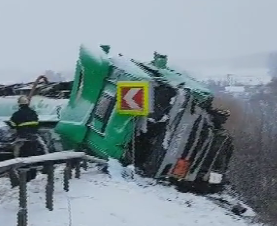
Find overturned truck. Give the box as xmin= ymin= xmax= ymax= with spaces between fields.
xmin=54 ymin=45 xmax=233 ymax=192
xmin=0 ymin=45 xmax=233 ymax=192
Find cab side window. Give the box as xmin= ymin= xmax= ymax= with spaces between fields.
xmin=94 ymin=92 xmax=115 ymax=132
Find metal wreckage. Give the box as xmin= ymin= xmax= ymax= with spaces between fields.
xmin=0 ymin=45 xmax=233 ymax=193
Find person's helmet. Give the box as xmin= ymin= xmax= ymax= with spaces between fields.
xmin=17 ymin=95 xmax=30 ymax=105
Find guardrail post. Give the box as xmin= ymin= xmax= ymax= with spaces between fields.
xmin=75 ymin=159 xmax=81 ymax=179
xmin=17 ymin=168 xmax=28 ymax=226
xmin=82 ymin=159 xmax=88 ymax=171
xmin=45 ymin=162 xmax=54 ymax=211
xmin=67 ymin=160 xmax=72 ymax=179
xmin=63 ymin=160 xmax=71 ymax=192
xmin=8 ymin=168 xmax=19 ymax=188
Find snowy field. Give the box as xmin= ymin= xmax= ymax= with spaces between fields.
xmin=0 ymin=161 xmax=263 ymax=226
xmin=184 ymin=67 xmax=271 ymax=86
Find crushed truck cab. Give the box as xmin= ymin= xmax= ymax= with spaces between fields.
xmin=55 ymin=45 xmax=233 ymax=191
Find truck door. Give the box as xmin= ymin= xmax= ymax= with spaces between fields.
xmin=85 ymin=66 xmax=119 ymax=136
xmin=83 ymin=67 xmax=133 ymax=159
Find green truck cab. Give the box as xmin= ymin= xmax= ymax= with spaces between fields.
xmin=55 ymin=45 xmax=152 ymax=159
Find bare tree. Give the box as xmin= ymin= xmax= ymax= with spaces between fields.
xmin=212 ymin=81 xmax=277 ymax=225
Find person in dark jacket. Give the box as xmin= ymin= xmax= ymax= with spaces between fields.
xmin=9 ymin=95 xmax=39 ymax=139
xmin=8 ymin=96 xmax=43 ymax=182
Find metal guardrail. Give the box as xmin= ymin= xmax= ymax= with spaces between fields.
xmin=0 ymin=151 xmax=108 ymax=226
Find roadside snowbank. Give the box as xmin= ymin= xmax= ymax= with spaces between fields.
xmin=0 ymin=164 xmax=262 ymax=226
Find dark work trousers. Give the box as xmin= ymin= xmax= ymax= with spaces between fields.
xmin=19 ymin=140 xmax=40 ymax=182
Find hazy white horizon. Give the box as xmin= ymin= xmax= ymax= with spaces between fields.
xmin=0 ymin=0 xmax=276 ymax=81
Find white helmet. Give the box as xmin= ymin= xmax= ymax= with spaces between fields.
xmin=18 ymin=95 xmax=30 ymax=105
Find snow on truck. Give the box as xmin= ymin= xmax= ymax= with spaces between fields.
xmin=0 ymin=45 xmax=233 ymax=192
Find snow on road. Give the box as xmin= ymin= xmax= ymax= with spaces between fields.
xmin=0 ymin=163 xmax=262 ymax=226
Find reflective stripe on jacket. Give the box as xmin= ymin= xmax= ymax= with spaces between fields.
xmin=9 ymin=105 xmax=39 ymax=137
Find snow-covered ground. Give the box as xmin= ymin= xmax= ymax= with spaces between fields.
xmin=0 ymin=161 xmax=263 ymax=226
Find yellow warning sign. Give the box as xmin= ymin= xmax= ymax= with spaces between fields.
xmin=116 ymin=81 xmax=150 ymax=116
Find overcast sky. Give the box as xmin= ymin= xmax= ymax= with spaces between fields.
xmin=0 ymin=0 xmax=276 ymax=79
